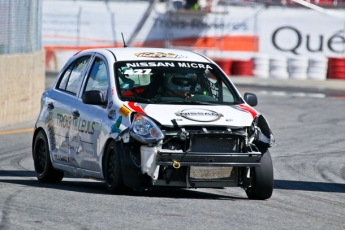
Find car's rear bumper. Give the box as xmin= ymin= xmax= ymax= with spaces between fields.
xmin=157 ymin=150 xmax=262 ymax=167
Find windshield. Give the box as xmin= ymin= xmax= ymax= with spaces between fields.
xmin=114 ymin=61 xmax=243 ymax=105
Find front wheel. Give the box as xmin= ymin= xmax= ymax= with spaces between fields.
xmin=33 ymin=130 xmax=64 ymax=183
xmin=245 ymin=150 xmax=274 ymax=200
xmin=104 ymin=141 xmax=126 ymax=194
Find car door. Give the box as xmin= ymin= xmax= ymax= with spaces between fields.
xmin=49 ymin=55 xmax=92 ymax=166
xmin=68 ymin=55 xmax=110 ymax=173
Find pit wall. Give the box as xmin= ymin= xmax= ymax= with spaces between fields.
xmin=0 ymin=50 xmax=45 ymax=128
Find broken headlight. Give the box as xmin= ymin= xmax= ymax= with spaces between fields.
xmin=129 ymin=113 xmax=164 ymax=144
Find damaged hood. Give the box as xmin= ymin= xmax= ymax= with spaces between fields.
xmin=126 ymin=102 xmax=258 ymax=128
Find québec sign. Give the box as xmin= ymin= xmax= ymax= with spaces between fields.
xmin=272 ymin=26 xmax=345 ymax=55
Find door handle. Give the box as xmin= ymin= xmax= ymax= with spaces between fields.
xmin=72 ymin=110 xmax=80 ymax=118
xmin=47 ymin=103 xmax=54 ymax=110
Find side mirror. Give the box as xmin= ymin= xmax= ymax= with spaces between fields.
xmin=244 ymin=92 xmax=258 ymax=107
xmin=82 ymin=90 xmax=107 ymax=106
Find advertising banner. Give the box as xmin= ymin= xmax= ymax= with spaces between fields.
xmin=258 ymin=8 xmax=345 ymax=58
xmin=42 ymin=1 xmax=345 ymax=71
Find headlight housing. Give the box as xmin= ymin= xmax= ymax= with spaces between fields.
xmin=129 ymin=113 xmax=164 ymax=144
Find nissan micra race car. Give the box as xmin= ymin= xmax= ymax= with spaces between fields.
xmin=32 ymin=48 xmax=275 ymax=200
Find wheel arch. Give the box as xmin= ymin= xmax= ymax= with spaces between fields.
xmin=32 ymin=127 xmax=64 ymax=183
xmin=32 ymin=127 xmax=57 ymax=167
xmin=101 ymin=136 xmax=151 ymax=189
xmin=32 ymin=127 xmax=45 ymax=157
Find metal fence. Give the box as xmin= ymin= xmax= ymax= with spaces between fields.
xmin=0 ymin=0 xmax=42 ymax=54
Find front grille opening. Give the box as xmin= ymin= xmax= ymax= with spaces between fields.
xmin=161 ymin=126 xmax=246 ymax=153
xmin=162 ymin=136 xmax=189 ymax=152
xmin=190 ymin=135 xmax=239 ymax=153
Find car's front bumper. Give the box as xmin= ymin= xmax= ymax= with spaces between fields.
xmin=157 ymin=149 xmax=262 ymax=167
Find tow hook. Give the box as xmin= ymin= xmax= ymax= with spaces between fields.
xmin=172 ymin=161 xmax=181 ymax=169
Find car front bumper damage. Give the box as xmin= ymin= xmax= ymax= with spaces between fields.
xmin=139 ymin=131 xmax=264 ymax=188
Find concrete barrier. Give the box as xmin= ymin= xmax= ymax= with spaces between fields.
xmin=0 ymin=50 xmax=45 ymax=128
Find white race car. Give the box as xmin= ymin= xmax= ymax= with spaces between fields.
xmin=32 ymin=48 xmax=275 ymax=200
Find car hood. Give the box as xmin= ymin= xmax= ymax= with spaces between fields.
xmin=125 ymin=102 xmax=258 ymax=128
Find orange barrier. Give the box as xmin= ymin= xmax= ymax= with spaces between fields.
xmin=327 ymin=57 xmax=345 ymax=80
xmin=231 ymin=60 xmax=253 ymax=76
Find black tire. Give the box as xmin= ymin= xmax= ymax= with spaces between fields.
xmin=104 ymin=141 xmax=126 ymax=194
xmin=246 ymin=149 xmax=274 ymax=200
xmin=33 ymin=130 xmax=64 ymax=183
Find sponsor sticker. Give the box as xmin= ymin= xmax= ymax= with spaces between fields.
xmin=54 ymin=154 xmax=70 ymax=163
xmin=56 ymin=113 xmax=96 ymax=135
xmin=135 ymin=52 xmax=187 ymax=59
xmin=125 ymin=62 xmax=212 ymax=69
xmin=108 ymin=101 xmax=113 ymax=109
xmin=108 ymin=109 xmax=116 ymax=120
xmin=111 ymin=116 xmax=122 ymax=133
xmin=119 ymin=105 xmax=131 ymax=118
xmin=175 ymin=108 xmax=223 ymax=122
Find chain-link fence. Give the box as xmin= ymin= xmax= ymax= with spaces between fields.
xmin=0 ymin=0 xmax=42 ymax=54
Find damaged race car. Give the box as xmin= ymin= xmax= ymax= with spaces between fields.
xmin=32 ymin=47 xmax=275 ymax=200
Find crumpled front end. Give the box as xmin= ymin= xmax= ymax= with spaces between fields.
xmin=122 ymin=112 xmax=275 ymax=189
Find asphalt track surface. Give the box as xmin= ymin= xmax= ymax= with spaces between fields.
xmin=0 ymin=74 xmax=345 ymax=230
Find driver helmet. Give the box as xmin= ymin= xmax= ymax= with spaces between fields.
xmin=165 ymin=73 xmax=194 ymax=97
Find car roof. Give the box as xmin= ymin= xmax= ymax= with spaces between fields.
xmin=83 ymin=47 xmax=212 ymax=63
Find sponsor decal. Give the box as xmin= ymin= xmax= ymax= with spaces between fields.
xmin=70 ymin=135 xmax=81 ymax=144
xmin=111 ymin=87 xmax=115 ymax=96
xmin=56 ymin=113 xmax=96 ymax=135
xmin=177 ymin=62 xmax=212 ymax=69
xmin=59 ymin=141 xmax=70 ymax=153
xmin=111 ymin=116 xmax=122 ymax=133
xmin=54 ymin=154 xmax=70 ymax=163
xmin=236 ymin=104 xmax=258 ymax=118
xmin=135 ymin=52 xmax=187 ymax=59
xmin=108 ymin=101 xmax=113 ymax=109
xmin=119 ymin=105 xmax=131 ymax=118
xmin=272 ymin=26 xmax=345 ymax=55
xmin=126 ymin=62 xmax=174 ymax=67
xmin=108 ymin=109 xmax=116 ymax=120
xmin=125 ymin=62 xmax=212 ymax=69
xmin=45 ymin=111 xmax=56 ymax=150
xmin=175 ymin=109 xmax=223 ymax=122
xmin=127 ymin=102 xmax=147 ymax=115
xmin=69 ymin=134 xmax=83 ymax=154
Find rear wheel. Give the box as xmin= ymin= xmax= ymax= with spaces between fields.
xmin=245 ymin=149 xmax=274 ymax=200
xmin=104 ymin=141 xmax=126 ymax=194
xmin=33 ymin=130 xmax=64 ymax=183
